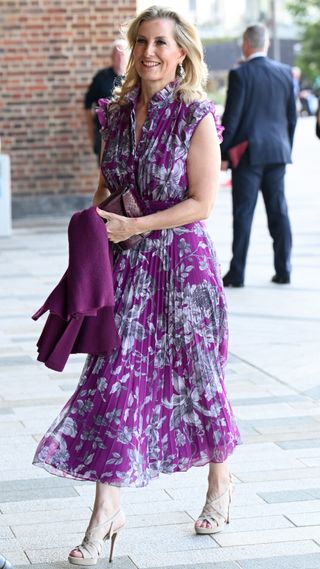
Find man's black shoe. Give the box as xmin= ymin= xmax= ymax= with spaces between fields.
xmin=223 ymin=274 xmax=244 ymax=288
xmin=271 ymin=274 xmax=290 ymax=284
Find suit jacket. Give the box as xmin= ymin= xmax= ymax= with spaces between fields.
xmin=220 ymin=56 xmax=297 ymax=166
xmin=32 ymin=206 xmax=120 ymax=372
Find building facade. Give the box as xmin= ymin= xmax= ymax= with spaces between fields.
xmin=0 ymin=0 xmax=136 ymax=215
xmin=1 ymin=0 xmax=298 ymax=215
xmin=138 ymin=0 xmax=297 ymax=39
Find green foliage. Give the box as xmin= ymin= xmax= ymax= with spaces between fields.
xmin=287 ymin=0 xmax=320 ymax=19
xmin=297 ymin=21 xmax=320 ymax=81
xmin=288 ymin=0 xmax=320 ymax=81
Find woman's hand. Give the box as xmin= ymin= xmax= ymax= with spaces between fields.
xmin=96 ymin=208 xmax=139 ymax=243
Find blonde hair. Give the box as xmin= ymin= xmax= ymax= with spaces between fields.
xmin=115 ymin=5 xmax=208 ymax=105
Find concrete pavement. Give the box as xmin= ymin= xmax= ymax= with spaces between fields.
xmin=0 ymin=116 xmax=320 ymax=568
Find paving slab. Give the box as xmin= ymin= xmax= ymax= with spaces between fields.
xmin=0 ymin=356 xmax=34 ymax=366
xmin=0 ymin=550 xmax=30 ymax=565
xmin=146 ymin=564 xmax=240 ymax=569
xmin=0 ymin=408 xmax=14 ymax=415
xmin=0 ymin=486 xmax=80 ymax=503
xmin=237 ymin=553 xmax=320 ymax=569
xmin=0 ymin=477 xmax=75 ymax=492
xmin=17 ymin=556 xmax=137 ymax=567
xmin=1 ymin=117 xmax=320 ymax=568
xmin=276 ymin=439 xmax=320 ymax=450
xmin=286 ymin=511 xmax=320 ymax=527
xmin=130 ymin=540 xmax=320 ymax=568
xmin=213 ymin=525 xmax=320 ymax=547
xmin=258 ymin=490 xmax=319 ymax=504
xmin=0 ymin=496 xmax=93 ymax=514
xmin=235 ymin=467 xmax=320 ymax=483
xmin=0 ymin=508 xmax=92 ymax=527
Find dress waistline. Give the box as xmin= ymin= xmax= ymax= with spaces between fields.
xmin=143 ymin=200 xmax=182 ymax=215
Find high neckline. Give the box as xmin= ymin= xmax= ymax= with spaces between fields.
xmin=126 ymin=79 xmax=179 ymax=107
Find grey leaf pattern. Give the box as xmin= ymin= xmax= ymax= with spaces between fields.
xmin=33 ymin=83 xmax=240 ymax=487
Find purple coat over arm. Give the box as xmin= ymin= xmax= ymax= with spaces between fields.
xmin=32 ymin=206 xmax=120 ymax=372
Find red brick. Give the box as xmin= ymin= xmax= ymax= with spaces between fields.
xmin=1 ymin=0 xmax=136 ymax=199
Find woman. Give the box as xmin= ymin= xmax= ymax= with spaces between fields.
xmin=33 ymin=5 xmax=241 ymax=564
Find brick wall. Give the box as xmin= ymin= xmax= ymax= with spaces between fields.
xmin=0 ymin=0 xmax=136 ymax=213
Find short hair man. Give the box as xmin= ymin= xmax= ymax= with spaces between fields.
xmin=84 ymin=39 xmax=127 ymax=164
xmin=221 ymin=24 xmax=297 ymax=286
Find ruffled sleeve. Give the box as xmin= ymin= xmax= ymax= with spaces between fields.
xmin=96 ymin=98 xmax=110 ymax=139
xmin=183 ymin=99 xmax=224 ymax=145
xmin=207 ymin=100 xmax=224 ymax=143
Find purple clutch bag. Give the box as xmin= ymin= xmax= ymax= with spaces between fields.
xmin=98 ymin=188 xmax=145 ymax=250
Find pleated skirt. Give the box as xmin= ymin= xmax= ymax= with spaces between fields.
xmin=33 ymin=222 xmax=241 ymax=487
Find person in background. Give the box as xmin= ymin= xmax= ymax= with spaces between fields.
xmin=84 ymin=39 xmax=128 ymax=163
xmin=316 ymin=96 xmax=320 ymax=139
xmin=292 ymin=66 xmax=301 ymax=113
xmin=221 ymin=24 xmax=297 ymax=287
xmin=0 ymin=554 xmax=12 ymax=569
xmin=313 ymin=74 xmax=320 ymax=96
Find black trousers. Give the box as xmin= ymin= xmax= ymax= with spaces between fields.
xmin=228 ymin=160 xmax=292 ymax=283
xmin=94 ymin=128 xmax=102 ymax=167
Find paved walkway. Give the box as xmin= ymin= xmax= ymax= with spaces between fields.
xmin=0 ymin=117 xmax=320 ymax=569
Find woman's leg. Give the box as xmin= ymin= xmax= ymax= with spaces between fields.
xmin=89 ymin=482 xmax=122 ymax=527
xmin=195 ymin=461 xmax=231 ymax=530
xmin=69 ymin=482 xmax=125 ymax=558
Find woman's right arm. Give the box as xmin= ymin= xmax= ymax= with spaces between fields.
xmin=92 ymin=140 xmax=110 ymax=205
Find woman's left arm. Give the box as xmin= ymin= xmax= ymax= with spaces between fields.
xmin=97 ymin=113 xmax=221 ymax=241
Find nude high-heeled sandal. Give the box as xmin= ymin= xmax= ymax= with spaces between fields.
xmin=195 ymin=477 xmax=234 ymax=535
xmin=68 ymin=509 xmax=125 ymax=565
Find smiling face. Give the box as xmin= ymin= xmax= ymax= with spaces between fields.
xmin=133 ymin=18 xmax=186 ymax=88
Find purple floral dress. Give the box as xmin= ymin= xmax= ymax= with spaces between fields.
xmin=33 ymin=82 xmax=241 ymax=487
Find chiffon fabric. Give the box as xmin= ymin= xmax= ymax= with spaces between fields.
xmin=33 ymin=81 xmax=241 ymax=487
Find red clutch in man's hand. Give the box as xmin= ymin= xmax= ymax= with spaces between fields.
xmin=228 ymin=140 xmax=249 ymax=169
xmin=99 ymin=188 xmax=145 ymax=250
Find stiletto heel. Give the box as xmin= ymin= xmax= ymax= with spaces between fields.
xmin=68 ymin=509 xmax=125 ymax=565
xmin=195 ymin=475 xmax=234 ymax=535
xmin=108 ymin=532 xmax=118 ymax=563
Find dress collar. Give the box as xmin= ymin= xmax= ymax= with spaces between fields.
xmin=125 ymin=80 xmax=179 ymax=107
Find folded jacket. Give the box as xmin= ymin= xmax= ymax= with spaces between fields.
xmin=32 ymin=206 xmax=120 ymax=372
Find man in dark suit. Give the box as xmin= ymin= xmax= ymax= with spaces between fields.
xmin=221 ymin=24 xmax=297 ymax=287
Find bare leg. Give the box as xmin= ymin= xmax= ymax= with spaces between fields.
xmin=69 ymin=482 xmax=125 ymax=558
xmin=195 ymin=461 xmax=230 ymax=530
